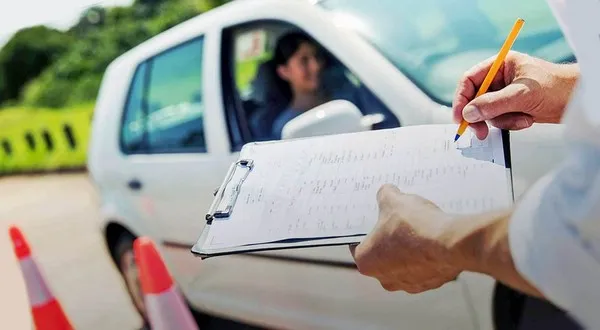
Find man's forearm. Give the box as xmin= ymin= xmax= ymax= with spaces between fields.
xmin=442 ymin=209 xmax=545 ymax=298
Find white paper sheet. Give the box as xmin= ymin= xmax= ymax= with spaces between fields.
xmin=201 ymin=125 xmax=511 ymax=250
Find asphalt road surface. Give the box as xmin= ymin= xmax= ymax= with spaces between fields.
xmin=0 ymin=173 xmax=262 ymax=330
xmin=0 ymin=173 xmax=142 ymax=329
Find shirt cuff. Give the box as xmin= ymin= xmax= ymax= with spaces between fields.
xmin=508 ymin=168 xmax=600 ymax=328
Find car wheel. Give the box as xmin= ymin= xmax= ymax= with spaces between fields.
xmin=112 ymin=232 xmax=211 ymax=329
xmin=113 ymin=232 xmax=149 ymax=327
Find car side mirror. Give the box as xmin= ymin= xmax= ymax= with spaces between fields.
xmin=280 ymin=100 xmax=383 ymax=140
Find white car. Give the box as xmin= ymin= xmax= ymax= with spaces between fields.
xmin=88 ymin=0 xmax=573 ymax=328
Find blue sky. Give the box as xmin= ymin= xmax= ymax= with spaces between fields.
xmin=0 ymin=0 xmax=133 ymax=47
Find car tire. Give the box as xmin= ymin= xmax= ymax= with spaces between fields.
xmin=111 ymin=232 xmax=262 ymax=330
xmin=112 ymin=232 xmax=213 ymax=329
xmin=112 ymin=232 xmax=150 ymax=328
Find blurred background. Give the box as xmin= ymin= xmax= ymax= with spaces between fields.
xmin=0 ymin=0 xmax=228 ymax=175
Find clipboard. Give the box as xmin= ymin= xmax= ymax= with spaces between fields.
xmin=205 ymin=159 xmax=255 ymax=224
xmin=191 ymin=126 xmax=514 ymax=260
xmin=193 ymin=157 xmax=370 ymax=259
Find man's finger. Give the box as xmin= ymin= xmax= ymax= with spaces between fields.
xmin=376 ymin=184 xmax=402 ymax=211
xmin=453 ymin=83 xmax=473 ymax=124
xmin=463 ymin=82 xmax=532 ymax=123
xmin=349 ymin=243 xmax=358 ymax=259
xmin=380 ymin=280 xmax=403 ymax=292
xmin=349 ymin=240 xmax=380 ymax=277
xmin=468 ymin=121 xmax=490 ymax=141
xmin=452 ymin=56 xmax=504 ymax=123
xmin=463 ymin=54 xmax=502 ymax=87
xmin=489 ymin=112 xmax=534 ymax=130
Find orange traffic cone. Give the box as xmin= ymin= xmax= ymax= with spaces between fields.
xmin=9 ymin=225 xmax=74 ymax=330
xmin=134 ymin=237 xmax=199 ymax=330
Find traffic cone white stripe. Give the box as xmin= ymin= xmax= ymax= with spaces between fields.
xmin=134 ymin=237 xmax=200 ymax=330
xmin=20 ymin=256 xmax=54 ymax=307
xmin=145 ymin=285 xmax=198 ymax=330
xmin=9 ymin=224 xmax=74 ymax=330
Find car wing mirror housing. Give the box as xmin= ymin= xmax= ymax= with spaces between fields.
xmin=281 ymin=100 xmax=379 ymax=140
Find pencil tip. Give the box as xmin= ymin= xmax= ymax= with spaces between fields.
xmin=454 ymin=134 xmax=460 ymax=142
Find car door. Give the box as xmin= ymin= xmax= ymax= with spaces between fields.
xmin=118 ymin=33 xmax=237 ymax=246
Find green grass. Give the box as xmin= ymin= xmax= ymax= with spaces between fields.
xmin=0 ymin=104 xmax=94 ymax=174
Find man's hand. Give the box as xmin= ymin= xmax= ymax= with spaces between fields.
xmin=453 ymin=51 xmax=579 ymax=140
xmin=350 ymin=184 xmax=544 ymax=298
xmin=349 ymin=184 xmax=462 ymax=293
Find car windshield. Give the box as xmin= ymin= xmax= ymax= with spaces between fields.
xmin=317 ymin=0 xmax=574 ymax=106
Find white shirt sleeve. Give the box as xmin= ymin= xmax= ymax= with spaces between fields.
xmin=508 ymin=138 xmax=600 ymax=328
xmin=509 ymin=2 xmax=600 ymax=327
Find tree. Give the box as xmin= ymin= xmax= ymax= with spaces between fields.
xmin=69 ymin=6 xmax=107 ymax=37
xmin=0 ymin=26 xmax=73 ymax=104
xmin=7 ymin=0 xmax=233 ymax=109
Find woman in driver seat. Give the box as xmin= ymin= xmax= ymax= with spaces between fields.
xmin=270 ymin=31 xmax=329 ymax=139
xmin=269 ymin=31 xmax=398 ymax=140
xmin=271 ymin=32 xmax=400 ymax=140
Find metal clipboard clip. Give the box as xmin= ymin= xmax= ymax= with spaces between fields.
xmin=205 ymin=159 xmax=254 ymax=224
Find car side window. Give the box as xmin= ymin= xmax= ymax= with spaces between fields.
xmin=223 ymin=22 xmax=400 ymax=143
xmin=121 ymin=62 xmax=148 ymax=153
xmin=120 ymin=37 xmax=206 ymax=154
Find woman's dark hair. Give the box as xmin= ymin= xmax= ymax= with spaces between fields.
xmin=273 ymin=31 xmax=316 ymax=67
xmin=272 ymin=31 xmax=319 ymax=104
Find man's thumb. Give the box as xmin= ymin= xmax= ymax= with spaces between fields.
xmin=376 ymin=184 xmax=403 ymax=211
xmin=462 ymin=83 xmax=531 ymax=123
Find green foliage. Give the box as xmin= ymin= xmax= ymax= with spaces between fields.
xmin=68 ymin=75 xmax=104 ymax=105
xmin=0 ymin=26 xmax=73 ymax=104
xmin=148 ymin=1 xmax=202 ymax=33
xmin=0 ymin=0 xmax=231 ymax=174
xmin=16 ymin=0 xmax=211 ymax=109
xmin=105 ymin=6 xmax=139 ymax=25
xmin=70 ymin=7 xmax=107 ymax=37
xmin=135 ymin=0 xmax=168 ymax=7
xmin=21 ymin=72 xmax=72 ymax=108
xmin=191 ymin=0 xmax=231 ymax=12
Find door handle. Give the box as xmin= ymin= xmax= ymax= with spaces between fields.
xmin=128 ymin=179 xmax=142 ymax=191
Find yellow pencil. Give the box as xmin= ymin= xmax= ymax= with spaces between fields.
xmin=454 ymin=18 xmax=525 ymax=142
